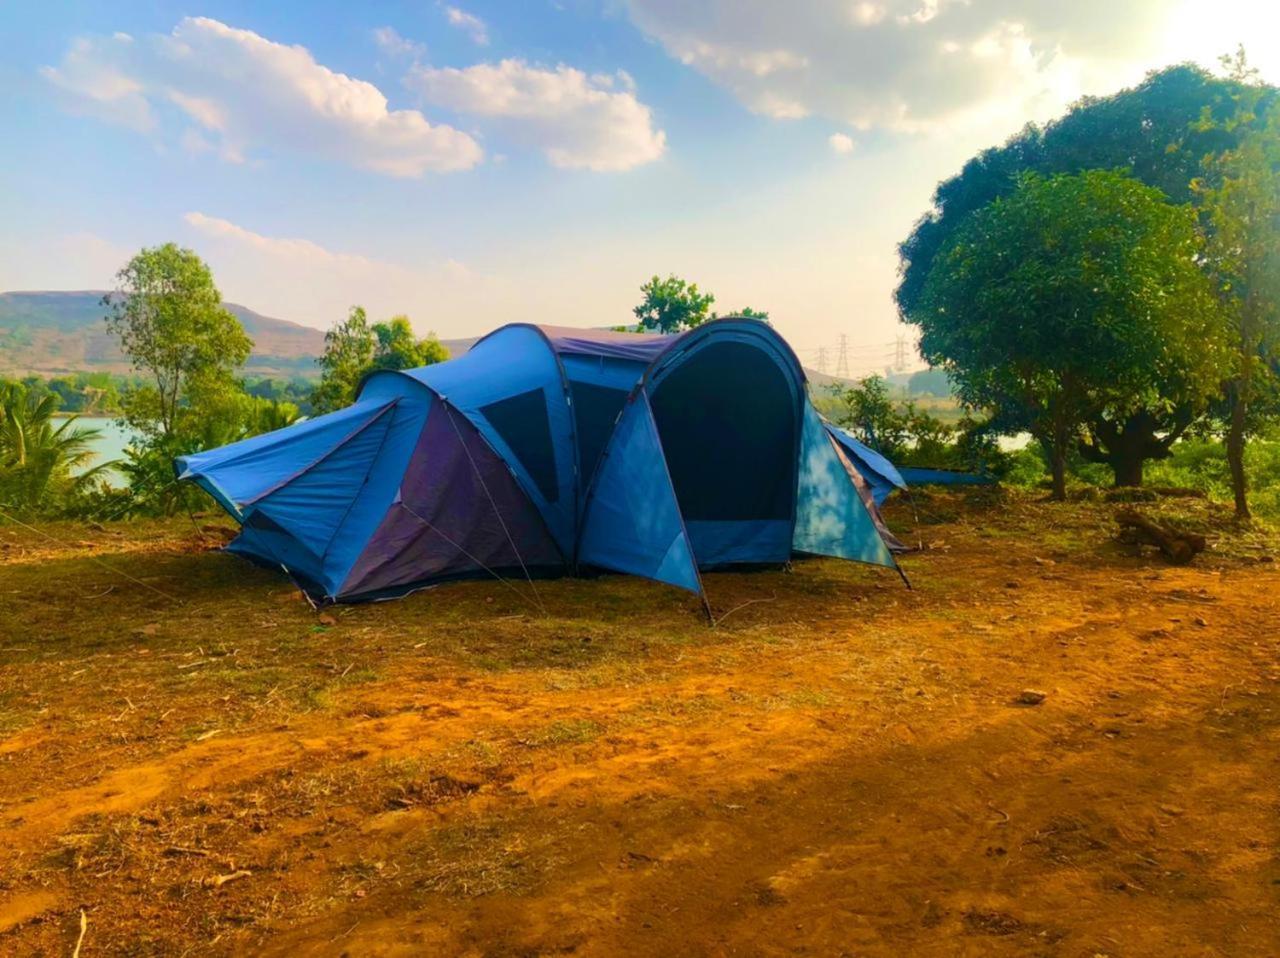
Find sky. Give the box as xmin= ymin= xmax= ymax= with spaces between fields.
xmin=2 ymin=1 xmax=1279 ymax=375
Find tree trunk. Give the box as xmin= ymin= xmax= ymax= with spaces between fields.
xmin=1111 ymin=447 xmax=1144 ymax=488
xmin=1227 ymin=389 xmax=1250 ymax=520
xmin=1080 ymin=409 xmax=1192 ymax=489
xmin=1049 ymin=444 xmax=1067 ymax=501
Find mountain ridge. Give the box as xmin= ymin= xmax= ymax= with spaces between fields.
xmin=0 ymin=289 xmax=861 ymax=385
xmin=0 ymin=289 xmax=325 ymax=377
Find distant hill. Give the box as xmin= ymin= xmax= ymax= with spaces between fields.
xmin=0 ymin=290 xmax=326 ymax=378
xmin=0 ymin=290 xmax=877 ymax=387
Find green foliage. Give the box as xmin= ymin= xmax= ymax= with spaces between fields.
xmin=1002 ymin=435 xmax=1280 ymax=521
xmin=907 ymin=368 xmax=952 ymax=397
xmin=43 ymin=372 xmax=123 ymax=414
xmin=102 ymin=244 xmax=264 ymax=516
xmin=896 ymin=64 xmax=1269 ymax=321
xmin=311 ymin=307 xmax=448 ymax=413
xmin=104 ymin=243 xmax=253 ymax=444
xmin=723 ymin=306 xmax=770 ymax=322
xmin=373 ymin=315 xmax=450 ymax=371
xmin=913 ymin=169 xmax=1231 ymax=497
xmin=112 ymin=390 xmax=301 ymax=518
xmin=245 ymin=376 xmax=315 ymax=415
xmin=0 ymin=383 xmax=114 ymax=516
xmin=826 ymin=375 xmax=1002 ymax=472
xmin=1192 ymin=48 xmax=1280 ymax=518
xmin=633 ymin=275 xmax=715 ymax=333
xmin=311 ymin=307 xmax=375 ymax=414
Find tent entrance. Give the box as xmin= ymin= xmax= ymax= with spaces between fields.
xmin=648 ymin=340 xmax=798 ymax=568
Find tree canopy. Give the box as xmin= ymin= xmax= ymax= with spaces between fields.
xmin=914 ymin=169 xmax=1231 ymax=498
xmin=1194 ymin=50 xmax=1280 ymax=517
xmin=896 ymin=65 xmax=1267 ymax=322
xmin=104 ymin=243 xmax=252 ymax=443
xmin=311 ymin=307 xmax=449 ymax=413
xmin=633 ymin=275 xmax=716 ymax=333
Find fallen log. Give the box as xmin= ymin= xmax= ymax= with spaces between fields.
xmin=1115 ymin=508 xmax=1206 ymax=565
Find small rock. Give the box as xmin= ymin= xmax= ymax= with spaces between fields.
xmin=317 ymin=613 xmax=338 ymax=626
xmin=1194 ymin=616 xmax=1208 ymax=628
xmin=1158 ymin=804 xmax=1185 ymax=816
xmin=1016 ymin=689 xmax=1047 ymax=706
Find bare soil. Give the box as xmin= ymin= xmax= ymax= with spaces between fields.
xmin=1 ymin=489 xmax=1278 ymax=956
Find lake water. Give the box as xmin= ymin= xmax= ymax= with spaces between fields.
xmin=65 ymin=417 xmax=132 ymax=478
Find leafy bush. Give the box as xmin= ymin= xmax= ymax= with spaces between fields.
xmin=0 ymin=383 xmax=116 ymax=518
xmin=1001 ymin=435 xmax=1280 ymax=520
xmin=826 ymin=377 xmax=1006 ymax=473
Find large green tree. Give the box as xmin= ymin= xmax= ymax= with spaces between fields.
xmin=897 ymin=65 xmax=1273 ymax=473
xmin=897 ymin=65 xmax=1264 ymax=318
xmin=373 ymin=315 xmax=450 ymax=371
xmin=914 ymin=170 xmax=1230 ymax=499
xmin=104 ymin=244 xmax=257 ymax=515
xmin=104 ymin=244 xmax=252 ymax=443
xmin=311 ymin=308 xmax=448 ymax=413
xmin=633 ymin=274 xmax=715 ymax=333
xmin=1194 ymin=51 xmax=1280 ymax=519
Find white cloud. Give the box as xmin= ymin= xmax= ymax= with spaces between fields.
xmin=624 ymin=0 xmax=1181 ymax=135
xmin=407 ymin=59 xmax=666 ymax=171
xmin=443 ymin=6 xmax=490 ymax=46
xmin=183 ymin=211 xmax=496 ymax=331
xmin=184 ymin=212 xmax=391 ymax=269
xmin=828 ymin=132 xmax=855 ymax=154
xmin=40 ymin=35 xmax=155 ymax=132
xmin=372 ymin=26 xmax=425 ymax=61
xmin=42 ymin=17 xmax=482 ymax=177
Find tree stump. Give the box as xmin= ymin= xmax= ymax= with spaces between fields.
xmin=1115 ymin=508 xmax=1206 ymax=565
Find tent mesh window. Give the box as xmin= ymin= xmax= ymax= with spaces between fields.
xmin=649 ymin=341 xmax=796 ymax=521
xmin=569 ymin=381 xmax=629 ymax=484
xmin=480 ymin=388 xmax=559 ymax=502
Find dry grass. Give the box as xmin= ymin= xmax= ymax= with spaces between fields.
xmin=1 ymin=489 xmax=1279 ymax=955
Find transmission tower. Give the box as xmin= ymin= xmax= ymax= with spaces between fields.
xmin=894 ymin=334 xmax=907 ymax=372
xmin=815 ymin=346 xmax=829 ymax=375
xmin=834 ymin=334 xmax=850 ymax=379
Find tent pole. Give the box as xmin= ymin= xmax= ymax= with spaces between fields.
xmin=895 ymin=563 xmax=913 ymax=591
xmin=700 ymin=591 xmax=715 ymax=626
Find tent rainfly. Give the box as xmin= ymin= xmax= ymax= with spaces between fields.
xmin=176 ymin=319 xmax=908 ymax=610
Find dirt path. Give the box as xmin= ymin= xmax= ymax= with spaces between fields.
xmin=1 ymin=492 xmax=1278 ymax=955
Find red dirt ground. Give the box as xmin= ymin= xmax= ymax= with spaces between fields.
xmin=0 ymin=489 xmax=1278 ymax=956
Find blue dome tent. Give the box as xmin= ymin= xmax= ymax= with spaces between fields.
xmin=176 ymin=319 xmax=908 ymax=611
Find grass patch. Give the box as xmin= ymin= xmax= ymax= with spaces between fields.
xmin=411 ymin=818 xmax=563 ymax=897
xmin=517 ymin=718 xmax=603 ymax=748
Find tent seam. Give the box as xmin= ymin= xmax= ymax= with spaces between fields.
xmin=241 ymin=400 xmax=398 ymax=509
xmin=318 ymin=402 xmax=406 ymax=595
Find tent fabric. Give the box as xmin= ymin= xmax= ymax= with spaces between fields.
xmin=793 ymin=403 xmax=897 ymax=567
xmin=178 ymin=318 xmax=906 ymax=604
xmin=577 ymin=391 xmax=702 ymax=594
xmin=340 ymin=397 xmax=562 ymax=598
xmin=823 ymin=423 xmax=907 ymax=507
xmin=176 ymin=397 xmax=397 ymax=519
xmin=898 ymin=466 xmax=995 ymax=486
